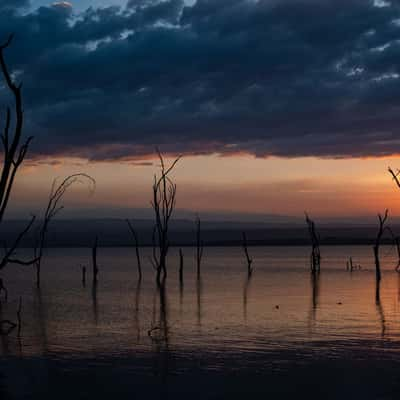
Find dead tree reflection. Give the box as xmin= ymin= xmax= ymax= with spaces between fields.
xmin=148 ymin=284 xmax=169 ymax=346
xmin=308 ymin=273 xmax=320 ymax=329
xmin=33 ymin=286 xmax=49 ymax=356
xmin=126 ymin=219 xmax=142 ymax=281
xmin=92 ymin=236 xmax=99 ymax=284
xmin=394 ymin=237 xmax=400 ymax=272
xmin=375 ymin=279 xmax=386 ymax=337
xmin=242 ymin=232 xmax=253 ymax=277
xmin=305 ymin=213 xmax=321 ymax=274
xmin=134 ymin=278 xmax=141 ymax=342
xmin=195 ymin=216 xmax=204 ymax=279
xmin=91 ymin=280 xmax=98 ymax=325
xmin=398 ymin=274 xmax=400 ymax=303
xmin=0 ymin=303 xmax=11 ymax=355
xmin=243 ymin=273 xmax=253 ymax=322
xmin=373 ymin=210 xmax=389 ymax=283
xmin=196 ymin=277 xmax=203 ymax=327
xmin=149 ymin=282 xmax=170 ymax=382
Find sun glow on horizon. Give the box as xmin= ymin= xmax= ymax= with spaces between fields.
xmin=8 ymin=153 xmax=400 ymax=219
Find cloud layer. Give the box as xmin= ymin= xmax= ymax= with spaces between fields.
xmin=2 ymin=0 xmax=400 ymax=160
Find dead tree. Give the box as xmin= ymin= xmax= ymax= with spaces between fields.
xmin=126 ymin=219 xmax=142 ymax=280
xmin=34 ymin=174 xmax=95 ymax=287
xmin=0 ymin=278 xmax=7 ymax=302
xmin=92 ymin=236 xmax=99 ymax=284
xmin=389 ymin=167 xmax=400 ymax=188
xmin=346 ymin=257 xmax=354 ymax=272
xmin=305 ymin=213 xmax=321 ymax=274
xmin=195 ymin=215 xmax=204 ymax=278
xmin=17 ymin=296 xmax=21 ymax=337
xmin=81 ymin=265 xmax=87 ymax=287
xmin=242 ymin=231 xmax=253 ymax=276
xmin=151 ymin=149 xmax=180 ymax=285
xmin=179 ymin=248 xmax=184 ymax=284
xmin=0 ymin=35 xmax=38 ymax=268
xmin=395 ymin=237 xmax=400 ymax=272
xmin=374 ymin=209 xmax=389 ymax=282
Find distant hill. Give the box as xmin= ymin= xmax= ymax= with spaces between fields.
xmin=1 ymin=217 xmax=399 ymax=247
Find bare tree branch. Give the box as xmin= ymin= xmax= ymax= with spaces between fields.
xmin=195 ymin=215 xmax=204 ymax=278
xmin=305 ymin=212 xmax=321 ymax=274
xmin=126 ymin=219 xmax=142 ymax=280
xmin=151 ymin=149 xmax=181 ymax=285
xmin=242 ymin=231 xmax=253 ymax=276
xmin=34 ymin=174 xmax=95 ymax=287
xmin=0 ymin=35 xmax=37 ymax=268
xmin=374 ymin=209 xmax=389 ymax=282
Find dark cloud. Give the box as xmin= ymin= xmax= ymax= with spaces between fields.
xmin=1 ymin=0 xmax=400 ymax=160
xmin=0 ymin=0 xmax=30 ymax=10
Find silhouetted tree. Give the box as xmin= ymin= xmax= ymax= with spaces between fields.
xmin=126 ymin=219 xmax=142 ymax=280
xmin=34 ymin=174 xmax=95 ymax=287
xmin=305 ymin=213 xmax=321 ymax=273
xmin=195 ymin=215 xmax=204 ymax=278
xmin=92 ymin=235 xmax=99 ymax=284
xmin=389 ymin=167 xmax=400 ymax=189
xmin=0 ymin=278 xmax=7 ymax=302
xmin=81 ymin=265 xmax=87 ymax=287
xmin=17 ymin=297 xmax=21 ymax=337
xmin=242 ymin=231 xmax=253 ymax=276
xmin=0 ymin=35 xmax=37 ymax=269
xmin=151 ymin=149 xmax=180 ymax=285
xmin=374 ymin=209 xmax=389 ymax=282
xmin=395 ymin=237 xmax=400 ymax=272
xmin=179 ymin=248 xmax=184 ymax=284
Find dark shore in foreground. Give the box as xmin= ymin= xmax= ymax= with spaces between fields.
xmin=1 ymin=340 xmax=400 ymax=400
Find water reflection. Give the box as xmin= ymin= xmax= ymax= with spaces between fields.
xmin=33 ymin=286 xmax=48 ymax=355
xmin=134 ymin=279 xmax=141 ymax=342
xmin=1 ymin=246 xmax=400 ymax=360
xmin=398 ymin=273 xmax=400 ymax=303
xmin=375 ymin=280 xmax=386 ymax=337
xmin=196 ymin=277 xmax=202 ymax=327
xmin=91 ymin=281 xmax=98 ymax=325
xmin=150 ymin=282 xmax=170 ymax=382
xmin=308 ymin=273 xmax=320 ymax=330
xmin=243 ymin=274 xmax=253 ymax=321
xmin=0 ymin=301 xmax=10 ymax=355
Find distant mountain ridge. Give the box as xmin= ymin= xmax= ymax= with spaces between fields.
xmin=2 ymin=217 xmax=400 ymax=247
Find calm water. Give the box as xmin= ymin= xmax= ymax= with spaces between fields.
xmin=2 ymin=245 xmax=400 ymax=398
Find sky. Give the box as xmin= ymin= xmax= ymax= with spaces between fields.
xmin=2 ymin=0 xmax=400 ymax=220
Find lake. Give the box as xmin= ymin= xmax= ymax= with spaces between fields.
xmin=1 ymin=245 xmax=400 ymax=399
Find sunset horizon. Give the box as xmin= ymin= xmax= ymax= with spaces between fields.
xmin=3 ymin=1 xmax=400 ymax=399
